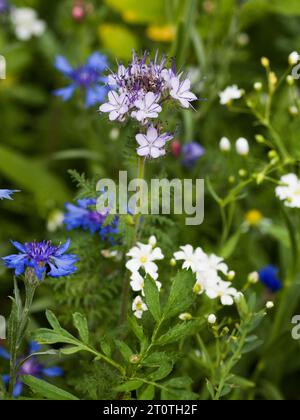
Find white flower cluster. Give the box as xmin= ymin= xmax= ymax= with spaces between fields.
xmin=126 ymin=236 xmax=164 ymax=318
xmin=219 ymin=85 xmax=243 ymax=105
xmin=219 ymin=136 xmax=249 ymax=156
xmin=174 ymin=245 xmax=239 ymax=306
xmin=11 ymin=7 xmax=46 ymax=41
xmin=275 ymin=173 xmax=300 ymax=208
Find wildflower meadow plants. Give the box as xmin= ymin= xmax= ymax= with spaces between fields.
xmin=2 ymin=0 xmax=300 ymax=402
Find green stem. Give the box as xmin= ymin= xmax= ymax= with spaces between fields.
xmin=9 ymin=274 xmax=38 ymax=397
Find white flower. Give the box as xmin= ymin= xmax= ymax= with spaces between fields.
xmin=204 ymin=254 xmax=229 ymax=276
xmin=11 ymin=7 xmax=46 ymax=41
xmin=173 ymin=245 xmax=206 ymax=273
xmin=235 ymin=137 xmax=249 ymax=156
xmin=219 ymin=85 xmax=243 ymax=105
xmin=130 ymin=271 xmax=161 ymax=295
xmin=248 ymin=271 xmax=259 ymax=284
xmin=132 ymin=296 xmax=148 ymax=319
xmin=132 ymin=92 xmax=162 ymax=122
xmin=275 ymin=173 xmax=300 ymax=208
xmin=47 ymin=210 xmax=64 ymax=233
xmin=170 ymin=76 xmax=197 ymax=108
xmin=205 ymin=278 xmax=239 ymax=306
xmin=126 ymin=239 xmax=164 ymax=280
xmin=136 ymin=126 xmax=172 ymax=159
xmin=99 ymin=91 xmax=129 ymax=121
xmin=289 ymin=51 xmax=300 ymax=66
xmin=219 ymin=137 xmax=231 ymax=152
xmin=148 ymin=235 xmax=157 ymax=247
xmin=207 ymin=314 xmax=217 ymax=324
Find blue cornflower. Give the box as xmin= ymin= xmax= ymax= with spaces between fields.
xmin=2 ymin=239 xmax=78 ymax=280
xmin=182 ymin=142 xmax=205 ymax=168
xmin=0 ymin=189 xmax=19 ymax=200
xmin=0 ymin=0 xmax=9 ymax=13
xmin=1 ymin=341 xmax=63 ymax=398
xmin=53 ymin=52 xmax=109 ymax=108
xmin=64 ymin=198 xmax=119 ymax=244
xmin=259 ymin=265 xmax=282 ymax=293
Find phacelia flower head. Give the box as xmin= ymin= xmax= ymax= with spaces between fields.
xmin=259 ymin=265 xmax=282 ymax=293
xmin=54 ymin=52 xmax=109 ymax=108
xmin=182 ymin=142 xmax=205 ymax=168
xmin=0 ymin=189 xmax=19 ymax=200
xmin=99 ymin=50 xmax=197 ymax=124
xmin=2 ymin=239 xmax=78 ymax=280
xmin=64 ymin=198 xmax=119 ymax=243
xmin=1 ymin=341 xmax=63 ymax=398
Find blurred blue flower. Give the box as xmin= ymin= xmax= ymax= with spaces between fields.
xmin=53 ymin=52 xmax=109 ymax=108
xmin=259 ymin=265 xmax=282 ymax=292
xmin=2 ymin=239 xmax=78 ymax=280
xmin=64 ymin=198 xmax=119 ymax=244
xmin=0 ymin=189 xmax=19 ymax=200
xmin=182 ymin=142 xmax=205 ymax=168
xmin=0 ymin=0 xmax=9 ymax=13
xmin=0 ymin=341 xmax=63 ymax=398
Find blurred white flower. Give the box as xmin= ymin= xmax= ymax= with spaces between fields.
xmin=47 ymin=210 xmax=64 ymax=233
xmin=130 ymin=271 xmax=161 ymax=295
xmin=208 ymin=314 xmax=217 ymax=324
xmin=219 ymin=137 xmax=231 ymax=152
xmin=219 ymin=85 xmax=243 ymax=105
xmin=132 ymin=296 xmax=148 ymax=319
xmin=266 ymin=301 xmax=274 ymax=309
xmin=235 ymin=137 xmax=249 ymax=156
xmin=11 ymin=7 xmax=46 ymax=41
xmin=289 ymin=51 xmax=300 ymax=66
xmin=205 ymin=278 xmax=239 ymax=306
xmin=275 ymin=173 xmax=300 ymax=208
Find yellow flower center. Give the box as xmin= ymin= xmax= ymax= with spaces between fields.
xmin=245 ymin=209 xmax=263 ymax=226
xmin=140 ymin=256 xmax=147 ymax=264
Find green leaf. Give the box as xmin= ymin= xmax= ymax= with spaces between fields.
xmin=98 ymin=24 xmax=139 ymax=60
xmin=156 ymin=320 xmax=203 ymax=346
xmin=32 ymin=328 xmax=78 ymax=346
xmin=148 ymin=360 xmax=174 ymax=381
xmin=114 ymin=380 xmax=143 ymax=392
xmin=45 ymin=310 xmax=62 ymax=331
xmin=138 ymin=384 xmax=155 ymax=400
xmin=144 ymin=277 xmax=161 ymax=322
xmin=73 ymin=313 xmax=89 ymax=344
xmin=0 ymin=145 xmax=69 ymax=209
xmin=21 ymin=376 xmax=79 ymax=400
xmin=206 ymin=380 xmax=215 ymax=399
xmin=114 ymin=339 xmax=133 ymax=362
xmin=59 ymin=346 xmax=82 ymax=356
xmin=100 ymin=337 xmax=112 ymax=358
xmin=163 ymin=271 xmax=195 ymax=320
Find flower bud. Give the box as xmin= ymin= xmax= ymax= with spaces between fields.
xmin=219 ymin=137 xmax=231 ymax=152
xmin=286 ymin=75 xmax=295 ymax=86
xmin=130 ymin=354 xmax=141 ymax=364
xmin=266 ymin=301 xmax=274 ymax=309
xmin=254 ymin=82 xmax=263 ymax=91
xmin=207 ymin=314 xmax=217 ymax=324
xmin=261 ymin=57 xmax=270 ymax=68
xmin=236 ymin=138 xmax=249 ymax=156
xmin=288 ymin=51 xmax=299 ymax=66
xmin=179 ymin=312 xmax=192 ymax=321
xmin=248 ymin=271 xmax=259 ymax=284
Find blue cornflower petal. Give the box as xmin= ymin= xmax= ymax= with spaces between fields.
xmin=42 ymin=367 xmax=64 ymax=377
xmin=11 ymin=240 xmax=27 ymax=253
xmin=2 ymin=375 xmax=10 ymax=385
xmin=29 ymin=341 xmax=41 ymax=354
xmin=55 ymin=56 xmax=73 ymax=75
xmin=53 ymin=85 xmax=76 ymax=101
xmin=87 ymin=52 xmax=108 ymax=72
xmin=259 ymin=265 xmax=282 ymax=293
xmin=182 ymin=142 xmax=205 ymax=168
xmin=0 ymin=347 xmax=10 ymax=360
xmin=13 ymin=382 xmax=23 ymax=398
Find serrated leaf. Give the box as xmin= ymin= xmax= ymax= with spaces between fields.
xmin=163 ymin=271 xmax=195 ymax=320
xmin=148 ymin=360 xmax=174 ymax=382
xmin=73 ymin=313 xmax=89 ymax=344
xmin=21 ymin=376 xmax=79 ymax=400
xmin=144 ymin=277 xmax=161 ymax=322
xmin=115 ymin=339 xmax=133 ymax=362
xmin=100 ymin=337 xmax=112 ymax=358
xmin=45 ymin=310 xmax=62 ymax=331
xmin=59 ymin=346 xmax=82 ymax=355
xmin=156 ymin=320 xmax=203 ymax=346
